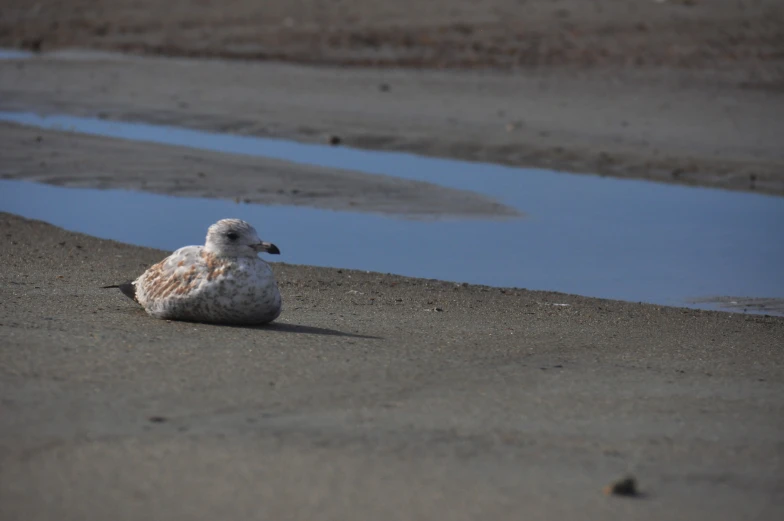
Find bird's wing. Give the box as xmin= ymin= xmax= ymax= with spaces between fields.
xmin=134 ymin=246 xmax=208 ymax=305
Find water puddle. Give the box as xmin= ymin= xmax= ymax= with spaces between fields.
xmin=1 ymin=112 xmax=783 ymax=314
xmin=0 ymin=49 xmax=35 ymax=60
xmin=689 ymin=297 xmax=784 ymax=315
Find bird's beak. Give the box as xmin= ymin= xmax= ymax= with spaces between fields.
xmin=254 ymin=241 xmax=280 ymax=255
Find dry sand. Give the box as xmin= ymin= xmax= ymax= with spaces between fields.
xmin=1 ymin=0 xmax=783 ymax=519
xmin=1 ymin=213 xmax=783 ymax=521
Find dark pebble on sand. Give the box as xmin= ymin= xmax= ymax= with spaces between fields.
xmin=603 ymin=476 xmax=639 ymax=497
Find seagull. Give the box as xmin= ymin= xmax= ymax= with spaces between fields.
xmin=105 ymin=219 xmax=282 ymax=324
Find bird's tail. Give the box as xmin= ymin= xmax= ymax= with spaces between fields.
xmin=102 ymin=282 xmax=137 ymax=302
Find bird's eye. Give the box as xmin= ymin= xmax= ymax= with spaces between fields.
xmin=226 ymin=232 xmax=239 ymax=241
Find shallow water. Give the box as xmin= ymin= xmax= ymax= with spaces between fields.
xmin=1 ymin=112 xmax=783 ymax=314
xmin=0 ymin=49 xmax=35 ymax=60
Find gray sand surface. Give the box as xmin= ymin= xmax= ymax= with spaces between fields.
xmin=1 ymin=1 xmax=783 ymax=518
xmin=1 ymin=213 xmax=783 ymax=520
xmin=3 ymin=0 xmax=781 ymax=74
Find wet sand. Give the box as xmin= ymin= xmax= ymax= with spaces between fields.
xmin=0 ymin=122 xmax=517 ymax=218
xmin=3 ymin=0 xmax=782 ymax=75
xmin=2 ymin=49 xmax=783 ymax=195
xmin=2 ymin=0 xmax=783 ymax=194
xmin=1 ymin=213 xmax=783 ymax=520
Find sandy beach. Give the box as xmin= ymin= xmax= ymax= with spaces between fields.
xmin=1 ymin=0 xmax=783 ymax=519
xmin=2 ymin=213 xmax=783 ymax=520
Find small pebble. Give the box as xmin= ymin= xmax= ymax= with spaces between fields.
xmin=603 ymin=476 xmax=639 ymax=497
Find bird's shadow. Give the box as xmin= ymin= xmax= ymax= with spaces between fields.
xmin=231 ymin=321 xmax=382 ymax=340
xmin=110 ymin=301 xmax=381 ymax=339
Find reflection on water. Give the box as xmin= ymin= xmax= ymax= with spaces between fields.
xmin=1 ymin=112 xmax=783 ymax=314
